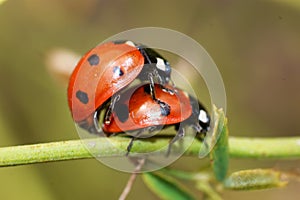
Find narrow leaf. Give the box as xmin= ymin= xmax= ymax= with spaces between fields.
xmin=210 ymin=106 xmax=229 ymax=182
xmin=196 ymin=181 xmax=222 ymax=200
xmin=142 ymin=172 xmax=195 ymax=200
xmin=224 ymin=169 xmax=288 ymax=190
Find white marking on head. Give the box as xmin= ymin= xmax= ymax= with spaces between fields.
xmin=199 ymin=110 xmax=209 ymax=123
xmin=125 ymin=41 xmax=135 ymax=47
xmin=156 ymin=57 xmax=166 ymax=71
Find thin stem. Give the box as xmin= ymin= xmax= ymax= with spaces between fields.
xmin=229 ymin=137 xmax=300 ymax=158
xmin=119 ymin=158 xmax=145 ymax=200
xmin=0 ymin=136 xmax=299 ymax=167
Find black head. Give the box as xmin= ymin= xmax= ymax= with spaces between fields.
xmin=137 ymin=46 xmax=171 ymax=84
xmin=189 ymin=95 xmax=210 ymax=133
xmin=197 ymin=107 xmax=210 ymax=133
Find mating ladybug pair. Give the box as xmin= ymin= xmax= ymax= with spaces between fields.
xmin=68 ymin=40 xmax=210 ymax=154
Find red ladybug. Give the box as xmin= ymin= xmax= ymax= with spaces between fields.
xmin=102 ymin=84 xmax=210 ymax=154
xmin=68 ymin=40 xmax=173 ymax=133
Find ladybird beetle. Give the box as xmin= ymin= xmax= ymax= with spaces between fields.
xmin=68 ymin=40 xmax=173 ymax=133
xmin=102 ymin=84 xmax=210 ymax=154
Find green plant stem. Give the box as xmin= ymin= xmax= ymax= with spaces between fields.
xmin=229 ymin=137 xmax=300 ymax=158
xmin=0 ymin=136 xmax=299 ymax=167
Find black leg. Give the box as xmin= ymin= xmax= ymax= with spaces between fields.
xmin=126 ymin=137 xmax=135 ymax=156
xmin=192 ymin=123 xmax=202 ymax=133
xmin=149 ymin=72 xmax=175 ymax=97
xmin=78 ymin=110 xmax=101 ymax=135
xmin=147 ymin=74 xmax=171 ymax=115
xmin=104 ymin=95 xmax=120 ymax=125
xmin=148 ymin=73 xmax=157 ymax=100
xmin=166 ymin=128 xmax=185 ymax=156
xmin=192 ymin=122 xmax=207 ymax=141
xmin=92 ymin=110 xmax=101 ymax=133
xmin=156 ymin=73 xmax=175 ymax=95
xmin=162 ymin=86 xmax=175 ymax=94
xmin=126 ymin=130 xmax=143 ymax=156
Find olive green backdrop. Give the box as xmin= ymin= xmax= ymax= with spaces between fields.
xmin=0 ymin=0 xmax=299 ymax=199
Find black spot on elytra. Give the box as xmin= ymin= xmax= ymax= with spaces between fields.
xmin=113 ymin=66 xmax=124 ymax=77
xmin=87 ymin=54 xmax=99 ymax=66
xmin=143 ymin=85 xmax=151 ymax=95
xmin=159 ymin=101 xmax=170 ymax=116
xmin=76 ymin=90 xmax=89 ymax=104
xmin=115 ymin=103 xmax=129 ymax=123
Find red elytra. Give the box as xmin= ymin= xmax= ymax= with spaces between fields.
xmin=68 ymin=41 xmax=144 ymax=123
xmin=102 ymin=84 xmax=192 ymax=134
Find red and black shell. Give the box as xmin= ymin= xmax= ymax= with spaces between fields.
xmin=68 ymin=40 xmax=172 ymax=130
xmin=102 ymin=84 xmax=210 ymax=135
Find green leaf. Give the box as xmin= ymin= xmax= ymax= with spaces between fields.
xmin=158 ymin=168 xmax=195 ymax=181
xmin=158 ymin=167 xmax=222 ymax=199
xmin=142 ymin=172 xmax=195 ymax=200
xmin=224 ymin=169 xmax=288 ymax=190
xmin=209 ymin=106 xmax=229 ymax=182
xmin=196 ymin=181 xmax=222 ymax=200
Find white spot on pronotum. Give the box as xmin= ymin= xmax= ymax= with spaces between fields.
xmin=125 ymin=40 xmax=135 ymax=47
xmin=199 ymin=110 xmax=209 ymax=123
xmin=156 ymin=57 xmax=166 ymax=71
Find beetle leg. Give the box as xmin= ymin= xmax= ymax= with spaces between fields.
xmin=126 ymin=138 xmax=135 ymax=156
xmin=193 ymin=123 xmax=208 ymax=141
xmin=166 ymin=127 xmax=185 ymax=156
xmin=192 ymin=123 xmax=202 ymax=133
xmin=104 ymin=95 xmax=120 ymax=125
xmin=126 ymin=130 xmax=143 ymax=156
xmin=92 ymin=110 xmax=101 ymax=133
xmin=161 ymin=86 xmax=176 ymax=95
xmin=78 ymin=110 xmax=101 ymax=135
xmin=153 ymin=69 xmax=176 ymax=95
xmin=148 ymin=73 xmax=157 ymax=100
xmin=147 ymin=73 xmax=171 ymax=114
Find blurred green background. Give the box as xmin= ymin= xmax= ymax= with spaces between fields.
xmin=0 ymin=0 xmax=300 ymax=199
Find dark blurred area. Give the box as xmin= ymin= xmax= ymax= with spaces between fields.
xmin=0 ymin=0 xmax=299 ymax=199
